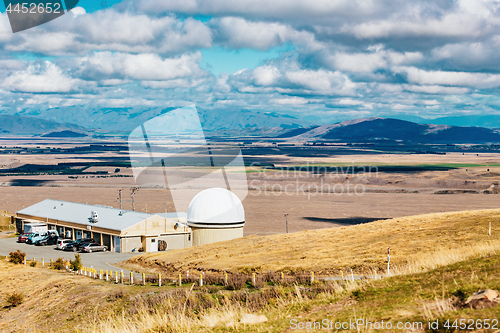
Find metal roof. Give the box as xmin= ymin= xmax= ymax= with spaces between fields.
xmin=17 ymin=199 xmax=160 ymax=232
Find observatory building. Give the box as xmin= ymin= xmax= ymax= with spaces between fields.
xmin=15 ymin=199 xmax=190 ymax=253
xmin=187 ymin=188 xmax=245 ymax=246
xmin=14 ymin=188 xmax=246 ymax=252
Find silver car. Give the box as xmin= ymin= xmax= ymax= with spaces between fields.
xmin=56 ymin=239 xmax=73 ymax=250
xmin=81 ymin=243 xmax=108 ymax=253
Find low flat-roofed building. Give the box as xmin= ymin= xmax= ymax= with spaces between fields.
xmin=16 ymin=199 xmax=191 ymax=253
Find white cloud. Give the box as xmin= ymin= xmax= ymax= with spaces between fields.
xmin=134 ymin=0 xmax=379 ymax=21
xmin=395 ymin=66 xmax=500 ymax=88
xmin=403 ymin=84 xmax=470 ymax=95
xmin=331 ymin=52 xmax=387 ymax=73
xmin=252 ymin=66 xmax=281 ymax=86
xmin=2 ymin=62 xmax=80 ymax=93
xmin=213 ymin=17 xmax=322 ymax=51
xmin=1 ymin=11 xmax=212 ymax=55
xmin=285 ymin=69 xmax=356 ymax=95
xmin=270 ymin=96 xmax=308 ymax=105
xmin=79 ymin=52 xmax=209 ymax=81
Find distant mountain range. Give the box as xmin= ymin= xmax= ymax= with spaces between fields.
xmin=2 ymin=107 xmax=500 ymax=144
xmin=7 ymin=106 xmax=306 ymax=136
xmin=392 ymin=114 xmax=500 ymax=129
xmin=0 ymin=115 xmax=87 ymax=136
xmin=278 ymin=117 xmax=500 ymax=143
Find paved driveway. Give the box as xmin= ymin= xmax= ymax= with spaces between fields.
xmin=0 ymin=237 xmax=138 ymax=274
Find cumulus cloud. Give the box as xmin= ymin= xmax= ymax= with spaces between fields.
xmin=212 ymin=17 xmax=322 ymax=51
xmin=395 ymin=66 xmax=500 ymax=88
xmin=78 ymin=52 xmax=209 ymax=82
xmin=2 ymin=61 xmax=81 ymax=93
xmin=229 ymin=59 xmax=357 ymax=96
xmin=2 ymin=0 xmax=500 ymax=120
xmin=2 ymin=10 xmax=212 ymax=55
xmin=270 ymin=96 xmax=309 ymax=105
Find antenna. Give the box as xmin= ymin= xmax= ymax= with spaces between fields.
xmin=131 ymin=187 xmax=138 ymax=211
xmin=117 ymin=189 xmax=122 ymax=210
xmin=117 ymin=187 xmax=138 ymax=211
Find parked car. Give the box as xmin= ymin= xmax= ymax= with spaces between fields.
xmin=35 ymin=234 xmax=59 ymax=246
xmin=17 ymin=233 xmax=31 ymax=243
xmin=26 ymin=232 xmax=42 ymax=244
xmin=56 ymin=239 xmax=73 ymax=250
xmin=80 ymin=242 xmax=108 ymax=253
xmin=63 ymin=238 xmax=94 ymax=252
xmin=27 ymin=230 xmax=58 ymax=245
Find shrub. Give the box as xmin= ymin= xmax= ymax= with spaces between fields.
xmin=145 ymin=275 xmax=159 ymax=284
xmin=226 ymin=274 xmax=247 ymax=290
xmin=251 ymin=276 xmax=265 ymax=289
xmin=9 ymin=250 xmax=25 ymax=264
xmin=204 ymin=273 xmax=224 ymax=285
xmin=52 ymin=258 xmax=65 ymax=270
xmin=29 ymin=261 xmax=36 ymax=267
xmin=6 ymin=292 xmax=23 ymax=307
xmin=69 ymin=254 xmax=82 ymax=271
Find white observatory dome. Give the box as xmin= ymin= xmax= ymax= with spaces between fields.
xmin=187 ymin=188 xmax=245 ymax=228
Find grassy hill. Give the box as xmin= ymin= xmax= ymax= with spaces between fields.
xmin=1 ymin=244 xmax=500 ymax=332
xmin=125 ymin=209 xmax=500 ymax=275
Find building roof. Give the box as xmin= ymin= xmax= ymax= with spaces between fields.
xmin=17 ymin=199 xmax=160 ymax=232
xmin=187 ymin=188 xmax=245 ymax=228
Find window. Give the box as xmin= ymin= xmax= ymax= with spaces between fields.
xmin=151 ymin=239 xmax=155 ymax=243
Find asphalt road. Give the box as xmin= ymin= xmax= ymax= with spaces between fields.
xmin=0 ymin=235 xmax=137 ymax=274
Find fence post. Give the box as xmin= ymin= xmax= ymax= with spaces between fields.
xmin=50 ymin=258 xmax=53 ymax=266
xmin=341 ymin=271 xmax=344 ymax=281
xmin=84 ymin=267 xmax=87 ymax=276
xmin=130 ymin=272 xmax=134 ymax=285
xmin=187 ymin=270 xmax=189 ymax=279
xmin=252 ymin=273 xmax=256 ymax=287
xmin=178 ymin=273 xmax=182 ymax=287
xmin=106 ymin=270 xmax=109 ymax=281
xmin=115 ymin=271 xmax=119 ymax=284
xmin=224 ymin=273 xmax=228 ymax=286
xmin=489 ymin=221 xmax=492 ymax=235
xmin=120 ymin=271 xmax=123 ymax=284
xmin=158 ymin=273 xmax=161 ymax=287
xmin=142 ymin=273 xmax=146 ymax=286
xmin=199 ymin=273 xmax=203 ymax=287
xmin=33 ymin=257 xmax=36 ymax=263
xmin=281 ymin=272 xmax=284 ymax=281
xmin=387 ymin=247 xmax=390 ymax=276
xmin=99 ymin=270 xmax=103 ymax=280
xmin=42 ymin=258 xmax=44 ymax=266
xmin=23 ymin=258 xmax=26 ymax=265
xmin=311 ymin=272 xmax=314 ymax=284
xmin=351 ymin=269 xmax=354 ymax=281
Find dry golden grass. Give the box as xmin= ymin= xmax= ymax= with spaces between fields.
xmin=126 ymin=208 xmax=500 ymax=275
xmin=0 ymin=261 xmax=125 ymax=333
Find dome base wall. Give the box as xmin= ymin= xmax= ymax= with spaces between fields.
xmin=192 ymin=227 xmax=244 ymax=246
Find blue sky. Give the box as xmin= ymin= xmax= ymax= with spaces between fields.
xmin=1 ymin=0 xmax=500 ymax=125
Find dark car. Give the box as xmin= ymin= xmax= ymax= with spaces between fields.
xmin=63 ymin=238 xmax=94 ymax=252
xmin=17 ymin=233 xmax=31 ymax=243
xmin=80 ymin=242 xmax=108 ymax=253
xmin=35 ymin=235 xmax=59 ymax=246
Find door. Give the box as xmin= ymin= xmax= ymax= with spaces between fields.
xmin=113 ymin=236 xmax=120 ymax=253
xmin=76 ymin=230 xmax=82 ymax=239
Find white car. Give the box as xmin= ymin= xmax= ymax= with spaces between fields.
xmin=56 ymin=239 xmax=73 ymax=250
